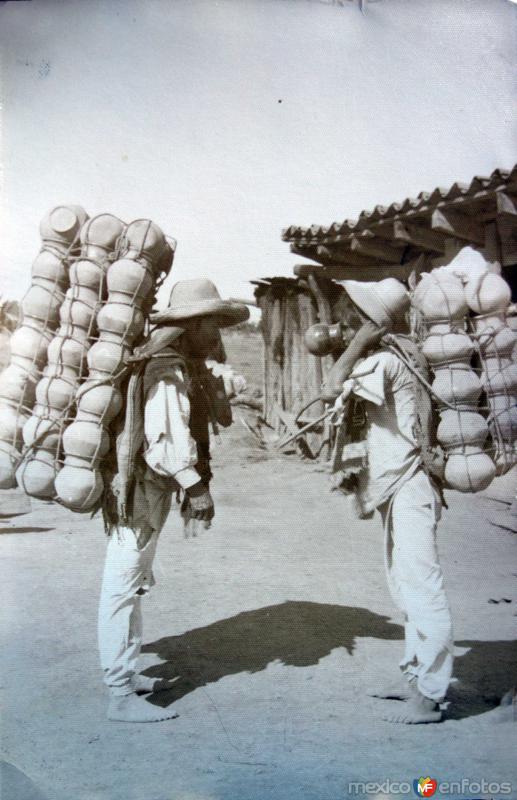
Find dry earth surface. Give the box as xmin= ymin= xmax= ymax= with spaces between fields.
xmin=1 ymin=331 xmax=516 ymax=800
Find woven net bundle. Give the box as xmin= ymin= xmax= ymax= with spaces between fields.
xmin=0 ymin=206 xmax=88 ymax=489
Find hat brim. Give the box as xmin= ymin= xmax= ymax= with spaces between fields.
xmin=341 ymin=280 xmax=393 ymax=329
xmin=150 ymin=298 xmax=250 ymax=328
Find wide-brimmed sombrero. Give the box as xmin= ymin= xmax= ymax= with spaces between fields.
xmin=150 ymin=279 xmax=250 ymax=328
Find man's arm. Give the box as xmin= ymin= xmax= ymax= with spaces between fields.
xmin=144 ymin=370 xmax=214 ymax=522
xmin=320 ymin=321 xmax=386 ymax=403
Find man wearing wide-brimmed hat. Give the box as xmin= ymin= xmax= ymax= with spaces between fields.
xmin=321 ymin=278 xmax=453 ymax=725
xmin=98 ymin=280 xmax=248 ymax=722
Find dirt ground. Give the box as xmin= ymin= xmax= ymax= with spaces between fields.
xmin=1 ymin=332 xmax=516 ymax=800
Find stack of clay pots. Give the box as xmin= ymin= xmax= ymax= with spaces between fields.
xmin=466 ymin=272 xmax=517 ymax=474
xmin=0 ymin=206 xmax=87 ymax=489
xmin=55 ymin=219 xmax=174 ymax=512
xmin=17 ymin=214 xmax=125 ymax=499
xmin=414 ymin=270 xmax=496 ymax=493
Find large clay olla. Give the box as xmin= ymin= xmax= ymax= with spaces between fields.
xmin=437 ymin=410 xmax=488 ymax=449
xmin=125 ymin=219 xmax=166 ymax=263
xmin=413 ymin=273 xmax=467 ymax=321
xmin=80 ymin=213 xmax=125 ymax=251
xmin=106 ymin=259 xmax=153 ymax=303
xmin=477 ymin=325 xmax=516 ymax=359
xmin=39 ymin=205 xmax=88 ymax=245
xmin=16 ymin=450 xmax=57 ymax=499
xmin=60 ymin=288 xmax=100 ymax=329
xmin=0 ymin=364 xmax=37 ymax=407
xmin=444 ymin=448 xmax=496 ymax=493
xmin=96 ymin=303 xmax=145 ymax=340
xmin=0 ymin=405 xmax=29 ymax=448
xmin=62 ymin=420 xmax=110 ymax=464
xmin=10 ymin=325 xmax=53 ymax=368
xmin=76 ymin=382 xmax=123 ymax=424
xmin=0 ymin=443 xmax=20 ymax=489
xmin=489 ymin=396 xmax=517 ymax=441
xmin=55 ymin=465 xmax=103 ymax=512
xmin=465 ymin=272 xmax=511 ymax=315
xmin=36 ymin=376 xmax=78 ymax=411
xmin=432 ymin=367 xmax=482 ymax=407
xmin=31 ymin=249 xmax=69 ymax=290
xmin=482 ymin=361 xmax=517 ymax=396
xmin=423 ymin=327 xmax=474 ymax=365
xmin=23 ymin=415 xmax=61 ymax=450
xmin=87 ymin=340 xmax=130 ymax=376
xmin=47 ymin=335 xmax=87 ymax=374
xmin=69 ymin=258 xmax=105 ymax=292
xmin=22 ymin=285 xmax=64 ymax=324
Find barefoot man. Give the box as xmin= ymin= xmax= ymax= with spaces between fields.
xmin=321 ymin=279 xmax=453 ymax=724
xmin=98 ymin=280 xmax=248 ymax=722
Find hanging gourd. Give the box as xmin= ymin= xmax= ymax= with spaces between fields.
xmin=0 ymin=206 xmax=88 ymax=489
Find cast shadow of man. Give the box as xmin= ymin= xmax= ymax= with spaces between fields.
xmin=447 ymin=639 xmax=517 ymax=720
xmin=142 ymin=601 xmax=403 ymax=707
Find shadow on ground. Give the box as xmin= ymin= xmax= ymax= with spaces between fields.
xmin=0 ymin=526 xmax=55 ymax=534
xmin=447 ymin=639 xmax=517 ymax=719
xmin=142 ymin=600 xmax=403 ymax=706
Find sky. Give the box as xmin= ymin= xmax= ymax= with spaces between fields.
xmin=0 ymin=0 xmax=516 ymax=314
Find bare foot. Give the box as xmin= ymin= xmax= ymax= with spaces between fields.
xmin=131 ymin=674 xmax=179 ymax=694
xmin=108 ymin=694 xmax=179 ymax=723
xmin=383 ymin=691 xmax=442 ymax=724
xmin=368 ymin=676 xmax=417 ymax=701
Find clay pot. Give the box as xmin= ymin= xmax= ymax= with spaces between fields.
xmin=55 ymin=466 xmax=103 ymax=512
xmin=465 ymin=273 xmax=511 ymax=315
xmin=10 ymin=326 xmax=53 ymax=369
xmin=489 ymin=396 xmax=517 ymax=441
xmin=437 ymin=410 xmax=488 ymax=449
xmin=69 ymin=259 xmax=106 ymax=292
xmin=423 ymin=326 xmax=474 ymax=365
xmin=59 ymin=288 xmax=100 ymax=330
xmin=432 ymin=366 xmax=482 ymax=407
xmin=124 ymin=219 xmax=166 ymax=264
xmin=31 ymin=249 xmax=69 ymax=290
xmin=39 ymin=205 xmax=88 ymax=245
xmin=106 ymin=259 xmax=153 ymax=304
xmin=23 ymin=415 xmax=61 ymax=450
xmin=47 ymin=336 xmax=87 ymax=374
xmin=0 ymin=365 xmax=37 ymax=408
xmin=96 ymin=303 xmax=145 ymax=341
xmin=0 ymin=406 xmax=29 ymax=448
xmin=87 ymin=340 xmax=130 ymax=377
xmin=16 ymin=450 xmax=57 ymax=499
xmin=477 ymin=325 xmax=516 ymax=360
xmin=482 ymin=361 xmax=517 ymax=396
xmin=62 ymin=421 xmax=110 ymax=465
xmin=0 ymin=443 xmax=20 ymax=489
xmin=75 ymin=383 xmax=123 ymax=424
xmin=35 ymin=376 xmax=77 ymax=411
xmin=413 ymin=272 xmax=467 ymax=321
xmin=22 ymin=285 xmax=64 ymax=324
xmin=80 ymin=214 xmax=125 ymax=252
xmin=156 ymin=240 xmax=174 ymax=276
xmin=444 ymin=448 xmax=496 ymax=493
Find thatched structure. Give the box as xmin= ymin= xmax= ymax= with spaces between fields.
xmin=255 ymin=165 xmax=517 ymax=456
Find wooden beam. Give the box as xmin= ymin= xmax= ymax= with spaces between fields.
xmin=294 ymin=262 xmax=419 ymax=282
xmin=496 ymin=191 xmax=517 ymax=222
xmin=386 ymin=220 xmax=448 ymax=253
xmin=431 ymin=208 xmax=485 ymax=246
xmin=315 ymin=244 xmax=382 ymax=268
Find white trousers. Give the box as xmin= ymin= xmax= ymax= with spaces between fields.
xmin=98 ymin=527 xmax=160 ymax=696
xmin=381 ymin=470 xmax=454 ymax=702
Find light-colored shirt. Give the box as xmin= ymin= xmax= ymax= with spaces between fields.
xmin=143 ymin=366 xmax=200 ymax=491
xmin=342 ymin=350 xmax=422 ymax=512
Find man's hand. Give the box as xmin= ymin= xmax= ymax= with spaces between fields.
xmin=188 ymin=490 xmax=215 ymax=522
xmin=353 ymin=321 xmax=387 ymax=350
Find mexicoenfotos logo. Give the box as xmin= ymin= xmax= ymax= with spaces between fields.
xmin=413 ymin=777 xmax=438 ymax=797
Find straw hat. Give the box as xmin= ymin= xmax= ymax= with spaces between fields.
xmin=150 ymin=279 xmax=250 ymax=328
xmin=341 ymin=277 xmax=409 ymax=329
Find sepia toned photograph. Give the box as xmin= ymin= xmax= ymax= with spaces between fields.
xmin=0 ymin=1 xmax=516 ymax=799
